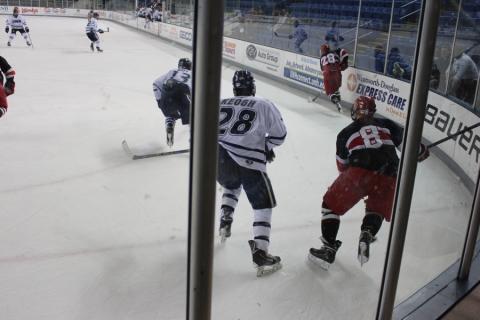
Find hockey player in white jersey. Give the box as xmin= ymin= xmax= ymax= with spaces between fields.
xmin=152 ymin=58 xmax=192 ymax=147
xmin=5 ymin=7 xmax=31 ymax=47
xmin=85 ymin=12 xmax=105 ymax=52
xmin=217 ymin=70 xmax=287 ymax=276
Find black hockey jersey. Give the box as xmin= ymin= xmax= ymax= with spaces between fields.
xmin=336 ymin=117 xmax=403 ymax=176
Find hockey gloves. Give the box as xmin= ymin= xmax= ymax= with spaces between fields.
xmin=98 ymin=29 xmax=104 ymax=34
xmin=4 ymin=27 xmax=8 ymax=33
xmin=417 ymin=143 xmax=430 ymax=162
xmin=4 ymin=78 xmax=15 ymax=96
xmin=25 ymin=27 xmax=29 ymax=33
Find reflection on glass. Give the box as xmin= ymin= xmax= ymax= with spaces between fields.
xmin=430 ymin=0 xmax=459 ymax=92
xmin=385 ymin=0 xmax=420 ymax=81
xmin=223 ymin=0 xmax=359 ymax=58
xmin=355 ymin=0 xmax=391 ymax=72
xmin=446 ymin=1 xmax=480 ymax=107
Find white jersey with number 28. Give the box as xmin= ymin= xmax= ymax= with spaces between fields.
xmin=218 ymin=96 xmax=287 ymax=172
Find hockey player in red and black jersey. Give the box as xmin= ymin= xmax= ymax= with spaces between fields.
xmin=320 ymin=43 xmax=348 ymax=112
xmin=0 ymin=56 xmax=16 ymax=119
xmin=308 ymin=96 xmax=429 ymax=270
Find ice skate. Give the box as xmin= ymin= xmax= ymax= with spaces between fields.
xmin=219 ymin=207 xmax=233 ymax=243
xmin=308 ymin=237 xmax=342 ymax=270
xmin=166 ymin=122 xmax=175 ymax=147
xmin=96 ymin=46 xmax=103 ymax=52
xmin=26 ymin=41 xmax=31 ymax=47
xmin=90 ymin=42 xmax=94 ymax=52
xmin=358 ymin=230 xmax=375 ymax=266
xmin=248 ymin=240 xmax=282 ymax=277
xmin=7 ymin=42 xmax=11 ymax=47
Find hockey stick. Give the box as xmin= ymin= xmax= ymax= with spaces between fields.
xmin=122 ymin=140 xmax=189 ymax=160
xmin=307 ymin=95 xmax=320 ymax=103
xmin=427 ymin=122 xmax=480 ymax=149
xmin=273 ymin=31 xmax=290 ymax=39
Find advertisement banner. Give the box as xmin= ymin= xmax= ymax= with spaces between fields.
xmin=341 ymin=69 xmax=410 ymax=125
xmin=242 ymin=42 xmax=283 ymax=76
xmin=282 ymin=53 xmax=323 ymax=90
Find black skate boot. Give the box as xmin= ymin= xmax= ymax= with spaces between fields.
xmin=7 ymin=42 xmax=11 ymax=47
xmin=358 ymin=230 xmax=375 ymax=266
xmin=90 ymin=43 xmax=94 ymax=52
xmin=166 ymin=122 xmax=175 ymax=147
xmin=96 ymin=47 xmax=103 ymax=52
xmin=219 ymin=207 xmax=233 ymax=243
xmin=308 ymin=237 xmax=342 ymax=270
xmin=330 ymin=92 xmax=342 ymax=112
xmin=248 ymin=240 xmax=282 ymax=277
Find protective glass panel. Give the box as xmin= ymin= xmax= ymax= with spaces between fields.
xmin=355 ymin=0 xmax=392 ymax=73
xmin=446 ymin=1 xmax=480 ymax=108
xmin=0 ymin=1 xmax=191 ymax=319
xmin=430 ymin=0 xmax=459 ymax=93
xmin=385 ymin=0 xmax=421 ymax=81
xmin=223 ymin=0 xmax=359 ymax=58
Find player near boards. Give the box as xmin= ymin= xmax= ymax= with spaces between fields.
xmin=86 ymin=12 xmax=105 ymax=52
xmin=152 ymin=58 xmax=192 ymax=147
xmin=217 ymin=70 xmax=287 ymax=277
xmin=0 ymin=56 xmax=16 ymax=119
xmin=320 ymin=43 xmax=348 ymax=112
xmin=5 ymin=7 xmax=31 ymax=47
xmin=308 ymin=96 xmax=429 ymax=270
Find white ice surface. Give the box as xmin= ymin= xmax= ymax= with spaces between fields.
xmin=0 ymin=16 xmax=474 ymax=320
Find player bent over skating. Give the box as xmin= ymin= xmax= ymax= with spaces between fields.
xmin=85 ymin=12 xmax=105 ymax=52
xmin=5 ymin=7 xmax=31 ymax=47
xmin=308 ymin=96 xmax=429 ymax=270
xmin=0 ymin=56 xmax=16 ymax=119
xmin=320 ymin=43 xmax=348 ymax=112
xmin=217 ymin=70 xmax=287 ymax=277
xmin=153 ymin=58 xmax=192 ymax=147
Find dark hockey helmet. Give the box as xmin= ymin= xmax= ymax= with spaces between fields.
xmin=13 ymin=7 xmax=19 ymax=17
xmin=233 ymin=70 xmax=255 ymax=97
xmin=93 ymin=12 xmax=99 ymax=18
xmin=320 ymin=43 xmax=330 ymax=55
xmin=351 ymin=96 xmax=376 ymax=121
xmin=178 ymin=58 xmax=192 ymax=70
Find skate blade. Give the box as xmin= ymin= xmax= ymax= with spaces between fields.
xmin=308 ymin=253 xmax=331 ymax=270
xmin=336 ymin=103 xmax=343 ymax=113
xmin=358 ymin=242 xmax=369 ymax=266
xmin=255 ymin=263 xmax=282 ymax=277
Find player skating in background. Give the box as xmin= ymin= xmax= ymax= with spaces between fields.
xmin=308 ymin=96 xmax=429 ymax=270
xmin=5 ymin=7 xmax=31 ymax=47
xmin=152 ymin=58 xmax=192 ymax=147
xmin=86 ymin=12 xmax=105 ymax=52
xmin=320 ymin=43 xmax=348 ymax=112
xmin=217 ymin=70 xmax=287 ymax=277
xmin=0 ymin=56 xmax=16 ymax=119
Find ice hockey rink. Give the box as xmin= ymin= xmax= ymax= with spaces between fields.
xmin=0 ymin=16 xmax=474 ymax=320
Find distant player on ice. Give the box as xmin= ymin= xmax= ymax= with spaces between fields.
xmin=217 ymin=70 xmax=287 ymax=277
xmin=0 ymin=56 xmax=16 ymax=119
xmin=152 ymin=58 xmax=192 ymax=147
xmin=320 ymin=43 xmax=348 ymax=112
xmin=308 ymin=96 xmax=429 ymax=270
xmin=86 ymin=12 xmax=105 ymax=52
xmin=5 ymin=7 xmax=31 ymax=47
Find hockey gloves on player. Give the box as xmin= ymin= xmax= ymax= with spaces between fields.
xmin=24 ymin=27 xmax=29 ymax=33
xmin=4 ymin=78 xmax=15 ymax=96
xmin=4 ymin=27 xmax=8 ymax=33
xmin=417 ymin=143 xmax=430 ymax=162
